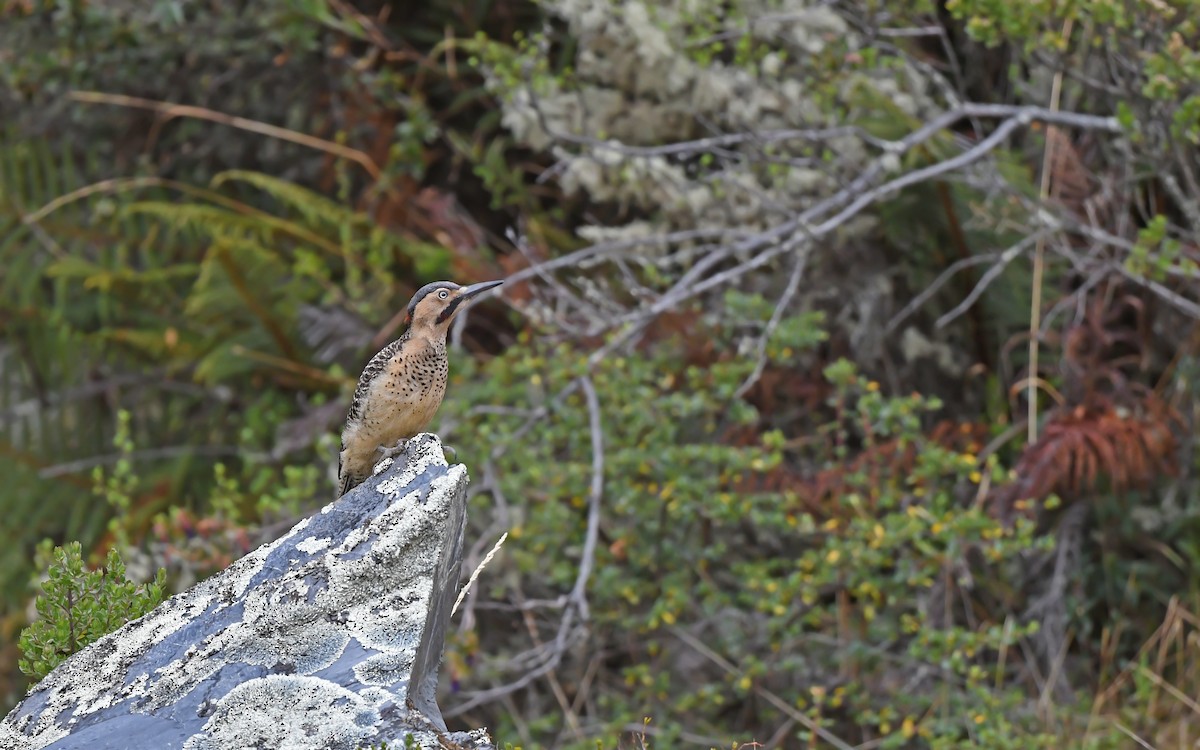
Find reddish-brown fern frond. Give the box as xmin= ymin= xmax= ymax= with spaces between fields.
xmin=996 ymin=395 xmax=1181 ymax=519
xmin=994 ymin=278 xmax=1181 ymax=520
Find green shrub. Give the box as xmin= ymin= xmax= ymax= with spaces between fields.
xmin=18 ymin=542 xmax=166 ymax=682
xmin=443 ymin=313 xmax=1061 ymax=747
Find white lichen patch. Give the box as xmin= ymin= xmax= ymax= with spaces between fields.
xmin=375 ymin=437 xmax=452 ymax=497
xmin=332 ymin=487 xmax=419 ymax=556
xmin=222 ymin=542 xmax=280 ymax=601
xmin=336 ymin=471 xmax=465 ymax=649
xmin=297 ymin=535 xmax=332 ymax=554
xmin=139 ymin=460 xmax=461 ymax=712
xmin=900 ymin=326 xmax=967 ymax=376
xmin=230 ymin=607 xmax=351 ymax=675
xmin=372 ymin=455 xmax=395 ymax=477
xmin=0 ymin=715 xmax=67 ymax=750
xmin=345 ymin=580 xmax=430 ymax=642
xmin=386 ymin=727 xmax=495 ymax=750
xmin=353 ymin=649 xmax=417 ymax=687
xmin=182 ymin=675 xmax=378 ymax=750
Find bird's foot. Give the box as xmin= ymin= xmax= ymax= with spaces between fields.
xmin=376 ymin=438 xmax=411 ymax=461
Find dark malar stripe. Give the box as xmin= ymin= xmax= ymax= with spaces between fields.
xmin=436 ymin=295 xmax=465 ymax=324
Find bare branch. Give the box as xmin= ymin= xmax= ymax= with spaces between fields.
xmin=1116 ymin=265 xmax=1200 ymax=319
xmin=40 ymin=444 xmax=256 ymax=479
xmin=812 ymin=115 xmax=1025 ymax=234
xmin=502 ymin=227 xmax=741 ymax=287
xmin=935 ymin=232 xmax=1046 ymax=329
xmin=884 ymin=252 xmax=1008 ymax=336
xmin=734 ymin=248 xmax=811 ymax=399
xmin=573 ymin=376 xmax=605 ymax=622
xmin=447 ymin=376 xmax=605 ymax=717
xmin=540 ymin=104 xmax=1119 ymax=162
xmin=500 ymin=98 xmax=1126 ymax=353
xmin=444 ymin=614 xmax=588 ymax=717
xmin=577 ymin=108 xmax=1115 ymax=341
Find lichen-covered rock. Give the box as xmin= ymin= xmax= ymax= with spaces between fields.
xmin=1 ymin=434 xmax=491 ymax=750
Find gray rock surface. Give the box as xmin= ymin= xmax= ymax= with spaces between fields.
xmin=1 ymin=433 xmax=492 ymax=750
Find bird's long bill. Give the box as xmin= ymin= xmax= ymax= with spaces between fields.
xmin=460 ymin=279 xmax=504 ymax=300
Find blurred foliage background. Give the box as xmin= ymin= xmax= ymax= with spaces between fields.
xmin=4 ymin=0 xmax=1200 ymax=747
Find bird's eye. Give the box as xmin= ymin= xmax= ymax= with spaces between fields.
xmin=438 ymin=290 xmax=449 ymax=299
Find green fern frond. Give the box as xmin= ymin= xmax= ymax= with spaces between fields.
xmin=193 ymin=332 xmax=281 ymax=384
xmin=121 ymin=202 xmax=281 ymax=244
xmin=211 ymin=170 xmax=357 ymax=229
xmin=45 ymin=256 xmax=203 ymax=293
xmin=122 ymin=200 xmax=346 ymax=259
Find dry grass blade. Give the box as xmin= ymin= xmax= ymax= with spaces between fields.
xmin=1029 ymin=18 xmax=1075 ymax=445
xmin=1087 ymin=600 xmax=1200 ymax=746
xmin=68 ymin=91 xmax=381 ymax=179
xmin=453 ymin=532 xmax=508 ymax=616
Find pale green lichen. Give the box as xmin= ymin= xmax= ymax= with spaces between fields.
xmin=486 ymin=0 xmax=939 ymax=250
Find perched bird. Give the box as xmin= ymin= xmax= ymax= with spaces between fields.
xmin=337 ymin=279 xmax=503 ymax=496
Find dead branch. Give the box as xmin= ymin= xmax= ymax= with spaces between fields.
xmin=446 ymin=375 xmax=605 ymax=717
xmin=734 ymin=248 xmax=811 ymax=399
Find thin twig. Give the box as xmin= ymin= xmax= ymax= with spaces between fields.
xmin=444 ymin=608 xmax=588 ymax=717
xmin=669 ymin=625 xmax=856 ymax=750
xmin=26 ymin=176 xmax=229 ymax=224
xmin=884 ymin=252 xmax=1005 ymax=336
xmin=734 ymin=248 xmax=810 ymax=399
xmin=936 ymin=232 xmax=1046 ymax=329
xmin=22 ymin=175 xmax=362 ymax=266
xmin=1136 ymin=664 xmax=1200 ymax=716
xmin=39 ymin=445 xmax=257 ymax=478
xmin=1111 ymin=724 xmax=1157 ymax=750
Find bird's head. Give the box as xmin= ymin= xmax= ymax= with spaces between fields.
xmin=404 ymin=279 xmax=504 ymax=333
